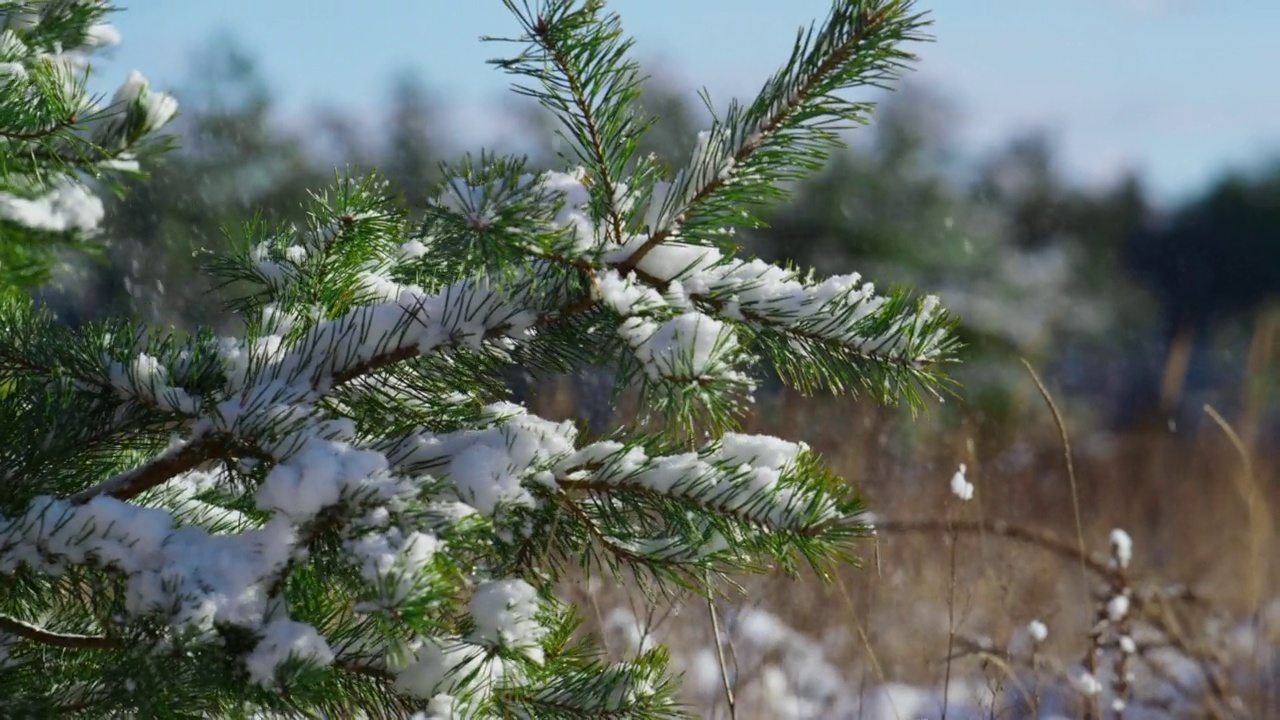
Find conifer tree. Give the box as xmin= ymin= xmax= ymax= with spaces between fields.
xmin=0 ymin=0 xmax=956 ymax=716
xmin=0 ymin=0 xmax=177 ymax=300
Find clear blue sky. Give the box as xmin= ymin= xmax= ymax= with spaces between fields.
xmin=95 ymin=0 xmax=1280 ymax=203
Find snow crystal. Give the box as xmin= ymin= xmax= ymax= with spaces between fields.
xmin=254 ymin=427 xmax=389 ymax=523
xmin=393 ymin=638 xmax=503 ymax=699
xmin=108 ymin=70 xmax=177 ymax=133
xmin=399 ymin=239 xmax=429 ymax=259
xmin=347 ymin=530 xmax=440 ymax=606
xmin=1069 ymin=666 xmax=1102 ymax=696
xmin=949 ymin=463 xmax=974 ymax=501
xmin=109 ymin=352 xmax=200 ymax=414
xmin=283 ymin=245 xmax=309 ymax=264
xmin=1110 ymin=528 xmax=1133 ymax=569
xmin=448 ymin=443 xmax=531 ymax=516
xmin=411 ymin=694 xmax=458 ymax=720
xmin=632 ymin=242 xmax=722 ymax=283
xmin=1107 ymin=593 xmax=1131 ymax=622
xmin=1119 ymin=635 xmax=1136 ymax=654
xmin=618 ymin=312 xmax=738 ymax=381
xmin=354 ymin=269 xmax=406 ymax=304
xmin=0 ymin=493 xmax=307 ymax=639
xmin=156 ymin=471 xmax=249 ymax=530
xmin=384 ymin=407 xmax=577 ymax=516
xmin=1028 ymin=619 xmax=1048 ymax=644
xmin=717 ymin=433 xmax=806 ymax=471
xmin=540 ymin=168 xmax=596 ymax=252
xmin=85 ymin=22 xmax=122 ymax=48
xmin=595 ymin=269 xmax=666 ymax=316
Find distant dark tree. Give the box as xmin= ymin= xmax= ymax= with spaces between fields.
xmin=972 ymin=132 xmax=1066 ymax=249
xmin=380 ymin=70 xmax=443 ymax=210
xmin=88 ymin=33 xmax=326 ymax=329
xmin=1121 ymin=164 xmax=1280 ymax=421
xmin=1126 ymin=165 xmax=1280 ymax=334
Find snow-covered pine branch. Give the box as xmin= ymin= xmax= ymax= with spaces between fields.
xmin=0 ymin=1 xmax=953 ymax=716
xmin=0 ymin=1 xmax=178 ymax=294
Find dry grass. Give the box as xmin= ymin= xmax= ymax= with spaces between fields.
xmin=533 ymin=377 xmax=1280 ymax=718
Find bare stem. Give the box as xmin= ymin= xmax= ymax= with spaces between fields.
xmin=0 ymin=614 xmax=112 ymax=650
xmin=71 ymin=434 xmax=230 ymax=503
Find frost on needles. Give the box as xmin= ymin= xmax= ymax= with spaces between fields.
xmin=0 ymin=0 xmax=957 ymax=717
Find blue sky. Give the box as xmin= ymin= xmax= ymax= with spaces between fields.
xmin=94 ymin=0 xmax=1280 ymax=204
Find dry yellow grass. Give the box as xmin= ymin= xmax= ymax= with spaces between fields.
xmin=535 ymin=376 xmax=1280 ymax=718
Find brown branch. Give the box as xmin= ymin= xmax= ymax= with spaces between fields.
xmin=616 ymin=6 xmax=890 ymax=275
xmin=71 ymin=434 xmax=230 ymax=504
xmin=556 ymin=494 xmax=650 ymax=567
xmin=875 ymin=518 xmax=1115 ymax=580
xmin=0 ymin=613 xmax=113 ymax=650
xmin=0 ymin=116 xmax=76 ymax=142
xmin=335 ymin=657 xmax=397 ymax=683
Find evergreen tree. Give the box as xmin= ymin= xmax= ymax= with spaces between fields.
xmin=0 ymin=1 xmax=956 ymax=716
xmin=381 ymin=70 xmax=444 ymax=212
xmin=0 ymin=0 xmax=177 ymax=302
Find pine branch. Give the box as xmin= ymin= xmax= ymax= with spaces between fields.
xmin=0 ymin=114 xmax=77 ymax=142
xmin=0 ymin=613 xmax=112 ymax=650
xmin=559 ymin=476 xmax=837 ymax=539
xmin=488 ymin=0 xmax=651 ymax=248
xmin=617 ymin=1 xmax=911 ymax=274
xmin=71 ymin=434 xmax=230 ymax=503
xmin=529 ymin=11 xmax=628 ymax=244
xmin=334 ymin=658 xmax=397 ymax=683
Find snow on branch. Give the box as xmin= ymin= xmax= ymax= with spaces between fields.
xmin=558 ymin=433 xmax=839 ymax=533
xmin=0 ymin=4 xmax=178 ymax=239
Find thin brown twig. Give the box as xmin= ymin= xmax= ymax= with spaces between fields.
xmin=941 ymin=516 xmax=959 ymax=720
xmin=1202 ymin=404 xmax=1272 ymax=621
xmin=1019 ymin=358 xmax=1089 ymax=591
xmin=0 ymin=613 xmax=112 ymax=650
xmin=877 ymin=518 xmax=1114 ymax=579
xmin=877 ymin=517 xmax=1244 ymax=718
xmin=1020 ymin=357 xmax=1099 ymax=718
xmin=71 ymin=434 xmax=231 ymax=503
xmin=704 ymin=571 xmax=738 ymax=720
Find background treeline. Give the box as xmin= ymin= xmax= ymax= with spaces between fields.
xmin=39 ymin=35 xmax=1280 ymax=440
